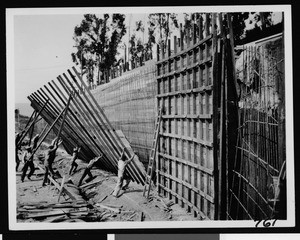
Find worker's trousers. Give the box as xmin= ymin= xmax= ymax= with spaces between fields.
xmin=21 ymin=161 xmax=35 ymax=182
xmin=112 ymin=176 xmax=131 ymax=197
xmin=69 ymin=161 xmax=78 ymax=175
xmin=16 ymin=151 xmax=20 ymax=171
xmin=42 ymin=161 xmax=56 ymax=186
xmin=78 ymin=168 xmax=93 ymax=186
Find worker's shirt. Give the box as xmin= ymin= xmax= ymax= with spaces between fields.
xmin=117 ymin=159 xmax=130 ymax=178
xmin=23 ymin=151 xmax=33 ymax=162
xmin=44 ymin=148 xmax=57 ymax=164
xmin=71 ymin=151 xmax=78 ymax=163
xmin=87 ymin=158 xmax=98 ymax=169
xmin=15 ymin=133 xmax=21 ymax=150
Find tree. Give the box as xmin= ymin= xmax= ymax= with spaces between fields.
xmin=230 ymin=12 xmax=275 ymax=45
xmin=128 ymin=34 xmax=143 ymax=64
xmin=71 ymin=14 xmax=126 ymax=84
xmin=148 ymin=13 xmax=179 ymax=50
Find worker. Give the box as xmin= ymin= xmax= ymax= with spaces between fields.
xmin=78 ymin=153 xmax=103 ymax=187
xmin=20 ymin=146 xmax=35 ymax=182
xmin=42 ymin=137 xmax=63 ymax=186
xmin=69 ymin=146 xmax=81 ymax=175
xmin=15 ymin=130 xmax=25 ymax=171
xmin=112 ymin=148 xmax=135 ymax=198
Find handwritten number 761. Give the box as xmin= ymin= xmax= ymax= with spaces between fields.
xmin=255 ymin=219 xmax=278 ymax=228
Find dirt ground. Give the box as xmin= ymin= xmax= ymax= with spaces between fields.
xmin=16 ymin=146 xmax=198 ymax=223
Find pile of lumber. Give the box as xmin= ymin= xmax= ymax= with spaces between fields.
xmin=17 ymin=201 xmax=90 ymax=222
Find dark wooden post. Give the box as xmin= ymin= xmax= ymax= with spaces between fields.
xmin=17 ymin=99 xmax=49 ymax=148
xmin=174 ymin=36 xmax=177 ymax=54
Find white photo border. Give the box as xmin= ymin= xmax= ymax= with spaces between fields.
xmin=6 ymin=5 xmax=294 ymax=230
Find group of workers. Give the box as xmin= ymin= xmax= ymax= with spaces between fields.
xmin=15 ymin=130 xmax=135 ymax=198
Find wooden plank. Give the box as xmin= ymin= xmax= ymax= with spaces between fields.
xmin=58 ymin=175 xmax=66 ymax=202
xmin=35 ymin=164 xmax=78 ymax=201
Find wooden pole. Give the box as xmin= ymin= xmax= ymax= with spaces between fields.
xmin=17 ymin=99 xmax=49 ymax=148
xmin=180 ymin=23 xmax=184 ymax=51
xmin=70 ymin=67 xmax=146 ymax=184
xmin=55 ymin=77 xmax=115 ymax=171
xmin=59 ymin=74 xmax=120 ymax=168
xmin=30 ymin=93 xmax=83 ymax=157
xmin=69 ymin=67 xmax=146 ymax=182
xmin=55 ymin=94 xmax=72 ymax=143
xmin=23 ymin=110 xmax=36 ymax=132
xmin=41 ymin=84 xmax=96 ymax=160
xmin=29 ymin=102 xmax=69 ymax=159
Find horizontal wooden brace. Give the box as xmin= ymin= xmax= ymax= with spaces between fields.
xmin=156 ymin=56 xmax=213 ymax=79
xmin=157 ymin=85 xmax=213 ymax=98
xmin=157 ymin=170 xmax=215 ymax=202
xmin=156 ymin=34 xmax=213 ymax=64
xmin=159 ymin=132 xmax=213 ymax=148
xmin=158 ymin=152 xmax=214 ymax=176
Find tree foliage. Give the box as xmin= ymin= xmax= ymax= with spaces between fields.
xmin=230 ymin=12 xmax=274 ymax=45
xmin=148 ymin=13 xmax=179 ymax=48
xmin=71 ymin=14 xmax=126 ymax=82
xmin=129 ymin=34 xmax=144 ymax=62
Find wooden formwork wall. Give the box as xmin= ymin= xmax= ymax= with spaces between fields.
xmin=156 ymin=13 xmax=219 ymax=220
xmin=92 ymin=60 xmax=157 ymax=166
xmin=227 ymin=36 xmax=285 ymax=220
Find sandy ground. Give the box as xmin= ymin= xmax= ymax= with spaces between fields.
xmin=16 ymin=147 xmax=198 ymax=223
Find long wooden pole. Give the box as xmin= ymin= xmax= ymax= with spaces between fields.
xmin=50 ymin=77 xmax=114 ymax=170
xmin=60 ymin=74 xmax=120 ymax=167
xmin=71 ymin=67 xmax=145 ymax=182
xmin=55 ymin=77 xmax=115 ymax=171
xmin=55 ymin=94 xmax=72 ymax=143
xmin=36 ymin=87 xmax=95 ymax=160
xmin=69 ymin=68 xmax=145 ymax=184
xmin=22 ymin=110 xmax=36 ymax=132
xmin=29 ymin=102 xmax=69 ymax=159
xmin=60 ymin=72 xmax=131 ymax=174
xmin=29 ymin=97 xmax=74 ymax=158
xmin=17 ymin=99 xmax=49 ymax=148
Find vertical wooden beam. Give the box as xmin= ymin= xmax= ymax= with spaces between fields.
xmin=168 ymin=39 xmax=171 ymax=57
xmin=180 ymin=23 xmax=184 ymax=51
xmin=174 ymin=36 xmax=177 ymax=54
xmin=193 ymin=23 xmax=197 ymax=45
xmin=198 ymin=15 xmax=204 ymax=41
xmin=205 ymin=13 xmax=210 ymax=37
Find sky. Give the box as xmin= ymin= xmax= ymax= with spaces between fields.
xmin=11 ymin=8 xmax=283 ymax=105
xmin=12 ymin=11 xmax=181 ymax=105
xmin=14 ymin=14 xmax=83 ymax=104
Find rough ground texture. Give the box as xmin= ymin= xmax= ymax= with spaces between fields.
xmin=16 ymin=146 xmax=197 ymax=223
